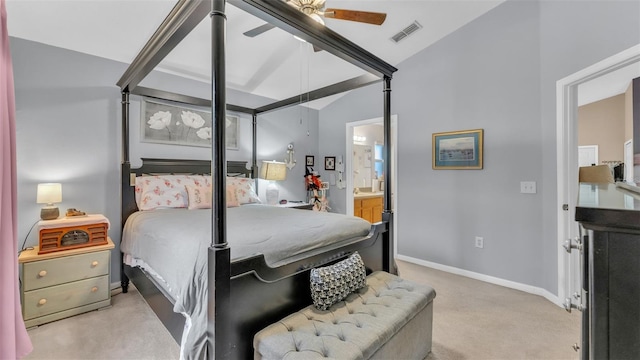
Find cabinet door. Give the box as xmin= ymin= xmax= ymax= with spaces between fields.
xmin=372 ymin=203 xmax=383 ymax=223
xmin=361 ymin=197 xmax=382 ymax=223
xmin=354 ymin=199 xmax=363 ymax=219
xmin=361 ymin=207 xmax=373 ymax=223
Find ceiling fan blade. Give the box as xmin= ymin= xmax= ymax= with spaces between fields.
xmin=322 ymin=8 xmax=387 ymax=25
xmin=243 ymin=23 xmax=276 ymax=37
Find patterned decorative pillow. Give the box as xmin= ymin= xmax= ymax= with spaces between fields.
xmin=185 ymin=183 xmax=240 ymax=209
xmin=185 ymin=184 xmax=212 ymax=210
xmin=226 ymin=177 xmax=261 ymax=205
xmin=226 ymin=184 xmax=240 ymax=208
xmin=135 ymin=175 xmax=210 ymax=210
xmin=310 ymin=252 xmax=367 ymax=311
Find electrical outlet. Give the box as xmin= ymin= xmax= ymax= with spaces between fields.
xmin=520 ymin=181 xmax=537 ymax=194
xmin=475 ymin=236 xmax=484 ymax=248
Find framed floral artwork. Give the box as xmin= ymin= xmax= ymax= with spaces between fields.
xmin=141 ymin=98 xmax=239 ymax=149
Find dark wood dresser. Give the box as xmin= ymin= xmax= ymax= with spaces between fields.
xmin=575 ymin=182 xmax=640 ymax=360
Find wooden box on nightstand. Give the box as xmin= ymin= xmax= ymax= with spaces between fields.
xmin=19 ymin=237 xmax=114 ymax=327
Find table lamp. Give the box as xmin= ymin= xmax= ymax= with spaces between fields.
xmin=260 ymin=161 xmax=287 ymax=205
xmin=37 ymin=183 xmax=62 ymax=220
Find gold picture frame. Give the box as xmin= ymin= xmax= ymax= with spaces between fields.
xmin=432 ymin=129 xmax=484 ymax=170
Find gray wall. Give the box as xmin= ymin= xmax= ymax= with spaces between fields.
xmin=321 ymin=0 xmax=640 ymax=294
xmin=12 ymin=0 xmax=639 ymax=295
xmin=12 ymin=38 xmax=319 ymax=284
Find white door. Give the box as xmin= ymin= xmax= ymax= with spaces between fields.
xmin=578 ymin=145 xmax=598 ymax=167
xmin=557 ymin=44 xmax=640 ymax=312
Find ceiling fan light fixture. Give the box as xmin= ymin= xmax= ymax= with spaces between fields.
xmin=243 ymin=0 xmax=386 ymax=39
xmin=309 ymin=13 xmax=325 ymax=25
xmin=294 ymin=11 xmax=324 ymax=42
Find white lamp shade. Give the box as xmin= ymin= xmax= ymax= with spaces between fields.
xmin=37 ymin=183 xmax=62 ymax=204
xmin=260 ymin=161 xmax=287 ymax=181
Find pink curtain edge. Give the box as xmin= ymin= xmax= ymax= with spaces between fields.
xmin=1 ymin=0 xmax=33 ymax=358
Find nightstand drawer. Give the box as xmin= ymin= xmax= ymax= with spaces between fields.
xmin=22 ymin=250 xmax=109 ymax=291
xmin=23 ymin=275 xmax=109 ymax=320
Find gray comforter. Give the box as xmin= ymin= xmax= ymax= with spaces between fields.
xmin=120 ymin=205 xmax=371 ymax=359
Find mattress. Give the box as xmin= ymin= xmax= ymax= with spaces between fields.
xmin=120 ymin=205 xmax=372 ymax=359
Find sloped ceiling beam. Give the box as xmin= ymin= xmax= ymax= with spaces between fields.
xmin=117 ymin=0 xmax=210 ymax=91
xmin=255 ymin=74 xmax=381 ymax=114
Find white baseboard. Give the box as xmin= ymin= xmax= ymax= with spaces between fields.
xmin=396 ymin=255 xmax=563 ymax=308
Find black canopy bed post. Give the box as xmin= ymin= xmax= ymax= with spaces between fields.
xmin=120 ymin=90 xmax=131 ymax=293
xmin=121 ymin=91 xmax=130 ymax=164
xmin=208 ymin=0 xmax=232 ymax=358
xmin=252 ymin=112 xmax=258 ymax=190
xmin=382 ymin=75 xmax=396 ymax=274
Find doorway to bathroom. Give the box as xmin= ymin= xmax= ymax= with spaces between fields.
xmin=346 ymin=115 xmax=398 ymax=257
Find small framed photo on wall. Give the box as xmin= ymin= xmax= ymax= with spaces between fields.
xmin=324 ymin=156 xmax=336 ymax=171
xmin=306 ymin=155 xmax=314 ymax=166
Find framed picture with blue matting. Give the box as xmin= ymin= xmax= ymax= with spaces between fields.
xmin=432 ymin=129 xmax=483 ymax=169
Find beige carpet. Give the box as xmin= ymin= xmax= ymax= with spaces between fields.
xmin=397 ymin=261 xmax=581 ymax=360
xmin=24 ymin=260 xmax=580 ymax=359
xmin=24 ymin=286 xmax=180 ymax=360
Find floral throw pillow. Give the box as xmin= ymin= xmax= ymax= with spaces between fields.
xmin=310 ymin=252 xmax=367 ymax=311
xmin=226 ymin=184 xmax=240 ymax=208
xmin=185 ymin=184 xmax=212 ymax=210
xmin=135 ymin=175 xmax=210 ymax=210
xmin=226 ymin=177 xmax=261 ymax=205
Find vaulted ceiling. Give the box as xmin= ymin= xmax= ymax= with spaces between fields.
xmin=6 ymin=0 xmax=505 ymax=108
xmin=8 ymin=0 xmax=634 ymax=108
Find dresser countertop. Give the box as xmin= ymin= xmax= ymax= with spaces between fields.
xmin=575 ymin=182 xmax=640 ymax=230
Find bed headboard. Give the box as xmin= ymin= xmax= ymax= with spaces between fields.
xmin=121 ymin=158 xmax=252 ymax=226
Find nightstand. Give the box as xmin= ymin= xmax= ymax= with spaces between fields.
xmin=277 ymin=202 xmax=314 ymax=210
xmin=19 ymin=237 xmax=114 ymax=328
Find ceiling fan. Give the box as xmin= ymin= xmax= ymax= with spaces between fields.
xmin=243 ymin=0 xmax=387 ymax=38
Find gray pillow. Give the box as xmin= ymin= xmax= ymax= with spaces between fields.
xmin=310 ymin=252 xmax=366 ymax=310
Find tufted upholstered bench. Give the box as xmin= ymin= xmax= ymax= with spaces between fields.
xmin=253 ymin=271 xmax=436 ymax=359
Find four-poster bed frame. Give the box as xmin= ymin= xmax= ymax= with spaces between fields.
xmin=117 ymin=0 xmax=397 ymax=358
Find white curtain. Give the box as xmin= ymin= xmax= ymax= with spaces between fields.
xmin=0 ymin=0 xmax=33 ymax=357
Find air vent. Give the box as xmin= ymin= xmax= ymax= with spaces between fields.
xmin=390 ymin=21 xmax=422 ymax=43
